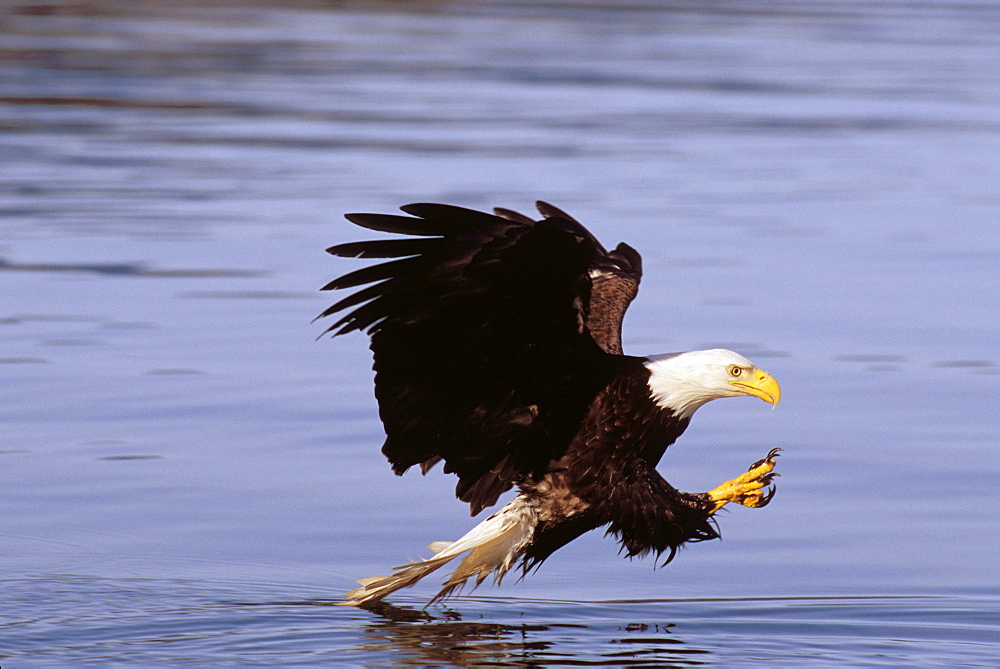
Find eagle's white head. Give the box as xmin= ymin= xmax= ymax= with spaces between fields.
xmin=644 ymin=349 xmax=781 ymax=420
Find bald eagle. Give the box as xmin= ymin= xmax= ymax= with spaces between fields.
xmin=320 ymin=201 xmax=781 ymax=607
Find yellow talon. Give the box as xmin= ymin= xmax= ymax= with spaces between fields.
xmin=706 ymin=448 xmax=781 ymax=513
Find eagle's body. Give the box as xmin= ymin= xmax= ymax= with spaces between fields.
xmin=320 ymin=202 xmax=781 ymax=606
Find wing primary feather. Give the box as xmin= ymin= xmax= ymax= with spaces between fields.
xmin=399 ymin=202 xmax=522 ymax=233
xmin=535 ymin=200 xmax=581 ymax=224
xmin=316 ymin=281 xmax=387 ymax=316
xmin=493 ymin=207 xmax=536 ymax=225
xmin=323 ymin=298 xmax=392 ymax=336
xmin=344 ymin=212 xmax=443 ymax=236
xmin=328 ymin=238 xmax=438 ymax=259
xmin=536 ymin=201 xmax=608 ymax=254
xmin=320 ymin=256 xmax=422 ymax=291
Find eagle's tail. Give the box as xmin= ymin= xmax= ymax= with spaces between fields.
xmin=340 ymin=495 xmax=538 ymax=607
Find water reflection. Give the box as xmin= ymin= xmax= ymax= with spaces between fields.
xmin=352 ymin=599 xmax=710 ymax=667
xmin=358 ymin=611 xmax=557 ymax=667
xmin=4 ymin=580 xmax=999 ymax=665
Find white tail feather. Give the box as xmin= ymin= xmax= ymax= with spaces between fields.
xmin=340 ymin=496 xmax=537 ymax=607
xmin=427 ymin=541 xmax=452 ymax=554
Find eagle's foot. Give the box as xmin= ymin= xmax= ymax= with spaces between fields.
xmin=706 ymin=448 xmax=781 ymax=513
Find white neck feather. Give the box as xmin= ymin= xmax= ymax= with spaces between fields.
xmin=643 ymin=349 xmax=753 ymax=420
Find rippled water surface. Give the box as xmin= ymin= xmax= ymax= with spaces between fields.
xmin=3 ymin=0 xmax=1000 ymax=665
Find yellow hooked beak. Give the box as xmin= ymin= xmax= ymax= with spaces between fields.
xmin=730 ymin=369 xmax=781 ymax=407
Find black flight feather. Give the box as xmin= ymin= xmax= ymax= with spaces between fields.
xmin=327 ymin=238 xmax=438 ymax=259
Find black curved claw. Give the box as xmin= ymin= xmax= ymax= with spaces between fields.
xmin=759 ymin=472 xmax=780 ymax=487
xmin=749 ymin=447 xmax=782 ymax=472
xmin=757 ymin=485 xmax=777 ymax=507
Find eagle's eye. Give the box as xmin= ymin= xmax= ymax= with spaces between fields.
xmin=729 ymin=365 xmax=743 ymax=377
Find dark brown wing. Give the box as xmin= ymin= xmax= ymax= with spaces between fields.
xmin=583 ymin=243 xmax=642 ymax=355
xmin=498 ymin=202 xmax=642 ymax=355
xmin=320 ymin=203 xmax=621 ymax=515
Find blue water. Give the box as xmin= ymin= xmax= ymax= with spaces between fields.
xmin=3 ymin=0 xmax=1000 ymax=665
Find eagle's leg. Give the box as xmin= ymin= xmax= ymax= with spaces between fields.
xmin=705 ymin=448 xmax=781 ymax=514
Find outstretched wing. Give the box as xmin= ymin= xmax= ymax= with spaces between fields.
xmin=495 ymin=202 xmax=642 ymax=355
xmin=320 ymin=202 xmax=625 ymax=515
